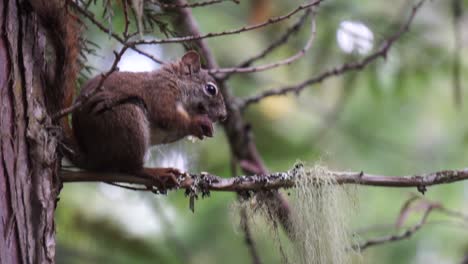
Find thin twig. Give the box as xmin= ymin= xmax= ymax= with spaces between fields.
xmin=354 ymin=220 xmax=468 ymax=235
xmin=105 ymin=182 xmax=150 ymax=191
xmin=355 ymin=195 xmax=468 ymax=251
xmin=240 ymin=206 xmax=263 ymax=264
xmin=67 ymin=0 xmax=165 ymax=64
xmin=152 ymin=0 xmax=239 ymax=9
xmin=310 ymin=72 xmax=357 ymax=144
xmin=122 ymin=0 xmax=131 ymax=38
xmin=356 ymin=203 xmax=434 ymax=251
xmin=219 ymin=9 xmax=311 ymax=81
xmin=130 ymin=0 xmax=322 ymax=45
xmin=451 ymin=0 xmax=463 ymax=108
xmin=233 ymin=154 xmax=263 ymax=264
xmin=52 ymin=46 xmax=129 ymax=120
xmin=209 ymin=8 xmax=317 ymax=76
xmin=239 ymin=0 xmax=425 ymax=110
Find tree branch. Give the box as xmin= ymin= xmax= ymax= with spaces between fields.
xmin=130 ymin=0 xmax=322 ymax=45
xmin=60 ymin=165 xmax=468 ymax=193
xmin=208 ymin=8 xmax=317 ymax=76
xmin=217 ymin=9 xmax=311 ymax=81
xmin=239 ymin=0 xmax=425 ymax=110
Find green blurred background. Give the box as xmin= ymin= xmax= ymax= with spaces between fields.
xmin=57 ymin=0 xmax=468 ymax=263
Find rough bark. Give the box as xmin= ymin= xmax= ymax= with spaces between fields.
xmin=0 ymin=0 xmax=58 ymax=263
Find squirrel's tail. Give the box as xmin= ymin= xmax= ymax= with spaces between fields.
xmin=31 ymin=0 xmax=86 ymax=167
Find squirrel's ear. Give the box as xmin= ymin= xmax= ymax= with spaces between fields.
xmin=181 ymin=50 xmax=201 ymax=74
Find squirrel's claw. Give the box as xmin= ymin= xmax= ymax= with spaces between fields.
xmin=190 ymin=115 xmax=213 ymax=139
xmin=86 ymin=91 xmax=115 ymax=114
xmin=139 ymin=167 xmax=181 ymax=192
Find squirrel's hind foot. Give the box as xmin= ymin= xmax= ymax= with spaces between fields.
xmin=137 ymin=167 xmax=182 ymax=193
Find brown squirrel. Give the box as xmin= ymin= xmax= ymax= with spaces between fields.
xmin=31 ymin=0 xmax=227 ymax=188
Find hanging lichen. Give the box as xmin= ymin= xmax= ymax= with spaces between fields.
xmin=287 ymin=164 xmax=360 ymax=264
xmin=234 ymin=163 xmax=361 ymax=264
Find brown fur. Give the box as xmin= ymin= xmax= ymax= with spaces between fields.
xmin=32 ymin=0 xmax=225 ymax=185
xmin=72 ymin=52 xmax=227 ymax=175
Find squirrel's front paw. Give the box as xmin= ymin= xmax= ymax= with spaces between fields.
xmin=87 ymin=91 xmax=115 ymax=114
xmin=190 ymin=115 xmax=213 ymax=139
xmin=88 ymin=91 xmax=146 ymax=115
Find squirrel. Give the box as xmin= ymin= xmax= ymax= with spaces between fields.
xmin=31 ymin=0 xmax=227 ymax=188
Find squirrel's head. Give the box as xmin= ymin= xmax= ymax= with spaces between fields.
xmin=174 ymin=51 xmax=227 ymax=124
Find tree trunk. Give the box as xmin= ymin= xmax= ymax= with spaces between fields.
xmin=0 ymin=0 xmax=59 ymax=263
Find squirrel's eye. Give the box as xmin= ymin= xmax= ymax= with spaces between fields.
xmin=204 ymin=82 xmax=217 ymax=96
